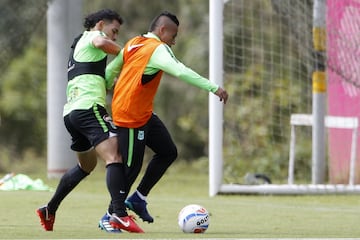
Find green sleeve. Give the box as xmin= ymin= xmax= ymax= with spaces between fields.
xmin=147 ymin=44 xmax=219 ymax=93
xmin=105 ymin=49 xmax=124 ymax=89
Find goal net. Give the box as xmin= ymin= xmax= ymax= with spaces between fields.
xmin=209 ymin=0 xmax=360 ymax=195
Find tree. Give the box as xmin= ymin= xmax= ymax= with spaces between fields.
xmin=0 ymin=35 xmax=47 ymax=156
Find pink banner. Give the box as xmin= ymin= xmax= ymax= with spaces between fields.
xmin=327 ymin=0 xmax=360 ymax=183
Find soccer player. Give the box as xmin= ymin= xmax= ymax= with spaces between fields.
xmin=36 ymin=9 xmax=144 ymax=233
xmin=102 ymin=11 xmax=228 ymax=229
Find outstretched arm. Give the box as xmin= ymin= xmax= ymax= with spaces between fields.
xmin=149 ymin=44 xmax=229 ymax=104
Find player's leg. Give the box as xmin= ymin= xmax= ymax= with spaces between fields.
xmin=46 ymin=112 xmax=98 ymax=214
xmin=121 ymin=126 xmax=148 ymax=191
xmin=46 ymin=151 xmax=95 ymax=213
xmin=99 ymin=125 xmax=148 ymax=230
xmin=94 ymin=109 xmax=143 ymax=233
xmin=36 ymin=159 xmax=92 ymax=230
xmin=39 ymin=152 xmax=97 ymax=216
xmin=37 ymin=152 xmax=95 ymax=224
xmin=138 ymin=114 xmax=178 ymax=194
xmin=126 ymin=114 xmax=178 ymax=223
xmin=36 ymin=112 xmax=95 ymax=231
xmin=95 ymin=136 xmax=127 ymax=218
xmin=104 ymin=126 xmax=146 ymax=232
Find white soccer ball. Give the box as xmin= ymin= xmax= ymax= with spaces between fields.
xmin=178 ymin=204 xmax=210 ymax=233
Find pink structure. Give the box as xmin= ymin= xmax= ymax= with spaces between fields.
xmin=327 ymin=0 xmax=360 ymax=183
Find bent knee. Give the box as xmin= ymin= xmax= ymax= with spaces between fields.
xmin=168 ymin=145 xmax=178 ymax=162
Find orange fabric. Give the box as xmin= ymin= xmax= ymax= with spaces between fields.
xmin=112 ymin=36 xmax=163 ymax=128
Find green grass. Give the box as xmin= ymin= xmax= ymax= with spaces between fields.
xmin=1 ymin=161 xmax=360 ymax=239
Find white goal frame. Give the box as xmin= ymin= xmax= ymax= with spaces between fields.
xmin=208 ymin=0 xmax=360 ymax=196
xmin=288 ymin=114 xmax=358 ymax=186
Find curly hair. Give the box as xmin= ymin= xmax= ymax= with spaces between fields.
xmin=83 ymin=9 xmax=123 ymax=30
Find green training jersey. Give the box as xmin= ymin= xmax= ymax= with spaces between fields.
xmin=106 ymin=32 xmax=219 ymax=93
xmin=63 ymin=30 xmax=114 ymax=116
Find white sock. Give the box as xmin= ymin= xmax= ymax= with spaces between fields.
xmin=136 ymin=190 xmax=147 ymax=201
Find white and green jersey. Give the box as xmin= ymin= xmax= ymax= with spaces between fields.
xmin=63 ymin=30 xmax=115 ymax=116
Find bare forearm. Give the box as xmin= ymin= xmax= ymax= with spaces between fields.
xmin=93 ymin=37 xmax=121 ymax=55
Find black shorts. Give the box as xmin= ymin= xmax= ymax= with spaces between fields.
xmin=64 ymin=104 xmax=117 ymax=152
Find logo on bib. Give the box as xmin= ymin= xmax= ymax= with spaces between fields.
xmin=138 ymin=130 xmax=145 ymax=140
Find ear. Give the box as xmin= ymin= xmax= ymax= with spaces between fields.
xmin=95 ymin=20 xmax=105 ymax=30
xmin=159 ymin=25 xmax=166 ymax=35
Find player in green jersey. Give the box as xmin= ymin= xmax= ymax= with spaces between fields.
xmin=36 ymin=9 xmax=144 ymax=233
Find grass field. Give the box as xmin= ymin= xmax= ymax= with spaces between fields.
xmin=1 ymin=160 xmax=360 ymax=239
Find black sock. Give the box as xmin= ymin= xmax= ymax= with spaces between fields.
xmin=47 ymin=165 xmax=89 ymax=214
xmin=106 ymin=162 xmax=127 ymax=216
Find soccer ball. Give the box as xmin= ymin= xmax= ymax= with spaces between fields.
xmin=178 ymin=204 xmax=210 ymax=233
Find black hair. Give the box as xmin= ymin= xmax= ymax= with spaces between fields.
xmin=148 ymin=11 xmax=179 ymax=31
xmin=83 ymin=9 xmax=123 ymax=30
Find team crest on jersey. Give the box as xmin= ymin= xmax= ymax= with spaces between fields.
xmin=138 ymin=130 xmax=145 ymax=140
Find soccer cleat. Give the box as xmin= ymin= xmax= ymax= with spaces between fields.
xmin=109 ymin=213 xmax=144 ymax=233
xmin=36 ymin=206 xmax=55 ymax=231
xmin=125 ymin=193 xmax=154 ymax=223
xmin=98 ymin=212 xmax=122 ymax=233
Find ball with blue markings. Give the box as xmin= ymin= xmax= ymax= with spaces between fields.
xmin=178 ymin=204 xmax=210 ymax=233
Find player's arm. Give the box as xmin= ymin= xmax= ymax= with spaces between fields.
xmin=92 ymin=35 xmax=121 ymax=55
xmin=105 ymin=48 xmax=124 ymax=89
xmin=149 ymin=44 xmax=228 ymax=103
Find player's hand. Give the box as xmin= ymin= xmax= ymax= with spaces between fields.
xmin=215 ymin=87 xmax=228 ymax=104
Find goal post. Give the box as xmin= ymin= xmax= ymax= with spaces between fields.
xmin=208 ymin=0 xmax=360 ymax=196
xmin=208 ymin=0 xmax=224 ymax=197
xmin=312 ymin=0 xmax=327 ymax=184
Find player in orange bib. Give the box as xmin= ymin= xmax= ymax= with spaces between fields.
xmin=103 ymin=11 xmax=228 ymax=227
